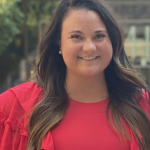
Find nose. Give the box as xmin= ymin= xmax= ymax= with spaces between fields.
xmin=82 ymin=39 xmax=96 ymax=53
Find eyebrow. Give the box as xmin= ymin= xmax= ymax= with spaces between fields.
xmin=69 ymin=30 xmax=83 ymax=34
xmin=95 ymin=30 xmax=108 ymax=33
xmin=68 ymin=30 xmax=108 ymax=34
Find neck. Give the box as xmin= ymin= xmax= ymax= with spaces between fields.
xmin=65 ymin=72 xmax=109 ymax=103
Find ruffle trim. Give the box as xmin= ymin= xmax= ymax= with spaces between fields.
xmin=41 ymin=132 xmax=54 ymax=150
xmin=0 ymin=112 xmax=54 ymax=150
xmin=129 ymin=129 xmax=140 ymax=150
xmin=0 ymin=112 xmax=28 ymax=137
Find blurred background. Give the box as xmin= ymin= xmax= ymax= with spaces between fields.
xmin=0 ymin=0 xmax=150 ymax=93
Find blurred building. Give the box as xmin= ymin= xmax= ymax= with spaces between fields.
xmin=106 ymin=0 xmax=150 ymax=86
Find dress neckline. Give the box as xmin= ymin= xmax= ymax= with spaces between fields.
xmin=68 ymin=97 xmax=109 ymax=113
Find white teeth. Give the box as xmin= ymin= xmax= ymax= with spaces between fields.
xmin=81 ymin=57 xmax=97 ymax=60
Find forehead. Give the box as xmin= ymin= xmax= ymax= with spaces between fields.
xmin=62 ymin=9 xmax=107 ymax=32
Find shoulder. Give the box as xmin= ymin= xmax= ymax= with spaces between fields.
xmin=0 ymin=82 xmax=43 ymax=116
xmin=137 ymin=90 xmax=150 ymax=119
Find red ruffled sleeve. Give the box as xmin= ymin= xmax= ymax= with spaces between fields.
xmin=0 ymin=90 xmax=28 ymax=150
xmin=0 ymin=82 xmax=53 ymax=150
xmin=0 ymin=82 xmax=55 ymax=150
xmin=41 ymin=132 xmax=54 ymax=150
xmin=129 ymin=129 xmax=140 ymax=150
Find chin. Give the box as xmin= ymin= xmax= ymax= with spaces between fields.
xmin=80 ymin=70 xmax=104 ymax=78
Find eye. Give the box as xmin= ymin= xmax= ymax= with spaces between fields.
xmin=71 ymin=34 xmax=82 ymax=39
xmin=94 ymin=34 xmax=105 ymax=39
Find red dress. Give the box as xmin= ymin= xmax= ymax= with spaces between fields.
xmin=0 ymin=82 xmax=149 ymax=150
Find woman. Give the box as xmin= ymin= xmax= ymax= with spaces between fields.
xmin=0 ymin=0 xmax=150 ymax=150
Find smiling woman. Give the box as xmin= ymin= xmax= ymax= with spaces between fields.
xmin=0 ymin=0 xmax=150 ymax=150
xmin=61 ymin=9 xmax=112 ymax=79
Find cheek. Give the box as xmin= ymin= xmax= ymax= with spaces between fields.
xmin=100 ymin=42 xmax=113 ymax=58
xmin=106 ymin=47 xmax=113 ymax=58
xmin=61 ymin=44 xmax=79 ymax=68
xmin=62 ymin=42 xmax=81 ymax=58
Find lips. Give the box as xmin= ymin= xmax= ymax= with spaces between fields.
xmin=79 ymin=56 xmax=99 ymax=60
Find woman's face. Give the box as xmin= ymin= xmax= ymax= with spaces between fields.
xmin=60 ymin=9 xmax=113 ymax=78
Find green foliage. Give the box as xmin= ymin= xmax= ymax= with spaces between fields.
xmin=0 ymin=0 xmax=58 ymax=54
xmin=26 ymin=1 xmax=59 ymax=53
xmin=27 ymin=1 xmax=58 ymax=26
xmin=0 ymin=0 xmax=24 ymax=54
xmin=0 ymin=0 xmax=59 ymax=86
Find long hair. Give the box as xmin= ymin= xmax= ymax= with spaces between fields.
xmin=27 ymin=0 xmax=150 ymax=149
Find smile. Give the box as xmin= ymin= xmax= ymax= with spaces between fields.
xmin=79 ymin=56 xmax=99 ymax=60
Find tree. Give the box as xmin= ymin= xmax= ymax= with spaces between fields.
xmin=0 ymin=0 xmax=24 ymax=54
xmin=22 ymin=0 xmax=58 ymax=80
xmin=0 ymin=0 xmax=58 ymax=88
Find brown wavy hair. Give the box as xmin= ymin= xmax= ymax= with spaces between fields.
xmin=27 ymin=0 xmax=150 ymax=149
